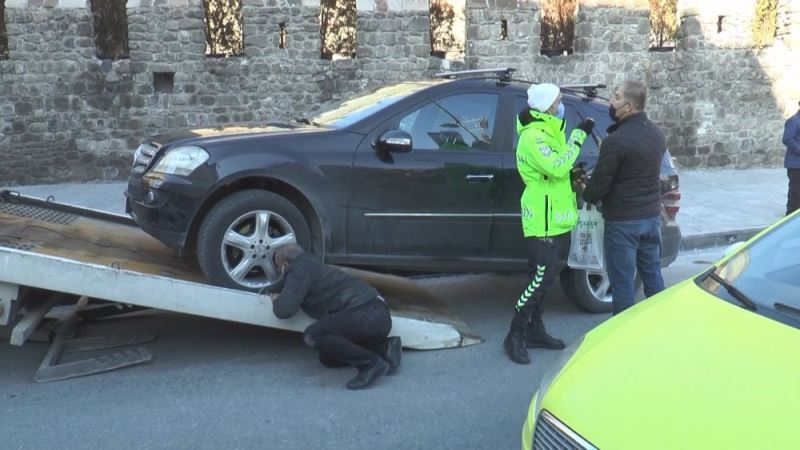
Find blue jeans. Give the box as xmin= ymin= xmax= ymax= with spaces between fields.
xmin=604 ymin=215 xmax=665 ymax=315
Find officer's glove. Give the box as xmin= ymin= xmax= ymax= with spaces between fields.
xmin=576 ymin=118 xmax=595 ymax=135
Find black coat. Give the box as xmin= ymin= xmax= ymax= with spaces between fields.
xmin=583 ymin=111 xmax=665 ymax=220
xmin=272 ymin=254 xmax=379 ymax=320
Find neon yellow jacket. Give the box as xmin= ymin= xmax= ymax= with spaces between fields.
xmin=516 ymin=108 xmax=587 ymax=237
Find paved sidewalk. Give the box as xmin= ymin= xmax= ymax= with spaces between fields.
xmin=5 ymin=167 xmax=791 ymax=249
xmin=677 ymin=168 xmax=787 ymax=249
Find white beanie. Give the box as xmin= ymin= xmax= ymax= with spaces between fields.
xmin=527 ymin=83 xmax=560 ymax=112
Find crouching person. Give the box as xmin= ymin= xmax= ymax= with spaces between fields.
xmin=268 ymin=244 xmax=401 ymax=390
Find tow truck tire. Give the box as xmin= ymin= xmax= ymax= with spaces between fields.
xmin=197 ymin=190 xmax=311 ymax=291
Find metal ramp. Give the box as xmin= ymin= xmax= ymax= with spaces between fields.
xmin=0 ymin=189 xmax=482 ymax=379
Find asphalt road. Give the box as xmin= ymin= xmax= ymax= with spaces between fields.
xmin=0 ymin=247 xmax=724 ymax=450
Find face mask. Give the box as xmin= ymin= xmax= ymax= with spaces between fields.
xmin=556 ymin=102 xmax=565 ymax=120
xmin=608 ymin=104 xmax=618 ymax=122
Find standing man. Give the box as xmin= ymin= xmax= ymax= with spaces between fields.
xmin=583 ymin=81 xmax=665 ymax=315
xmin=268 ymin=244 xmax=401 ymax=390
xmin=782 ymin=101 xmax=800 ymax=215
xmin=504 ymin=83 xmax=594 ymax=365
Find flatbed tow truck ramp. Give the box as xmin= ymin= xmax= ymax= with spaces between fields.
xmin=0 ymin=190 xmax=481 ymax=381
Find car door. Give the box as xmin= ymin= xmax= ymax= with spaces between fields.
xmin=345 ymin=92 xmax=503 ymax=268
xmin=488 ymin=95 xmax=582 ymax=263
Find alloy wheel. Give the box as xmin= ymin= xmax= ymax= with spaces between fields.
xmin=219 ymin=210 xmax=297 ymax=289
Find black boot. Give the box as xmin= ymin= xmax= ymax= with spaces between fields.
xmin=346 ymin=358 xmax=389 ymax=390
xmin=525 ymin=316 xmax=565 ymax=350
xmin=383 ymin=336 xmax=402 ymax=376
xmin=503 ymin=330 xmax=530 ymax=364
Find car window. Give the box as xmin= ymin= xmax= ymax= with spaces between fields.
xmin=312 ymin=81 xmax=443 ymax=129
xmin=701 ymin=215 xmax=800 ymax=328
xmin=395 ymin=93 xmax=499 ymax=151
xmin=512 ymin=96 xmax=578 ymax=150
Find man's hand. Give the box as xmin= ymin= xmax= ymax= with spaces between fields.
xmin=576 ymin=118 xmax=595 ymax=135
xmin=571 ymin=165 xmax=588 ymax=193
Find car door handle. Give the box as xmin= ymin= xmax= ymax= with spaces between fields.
xmin=465 ymin=174 xmax=495 ymax=182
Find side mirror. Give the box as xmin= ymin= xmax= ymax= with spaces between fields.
xmin=375 ymin=130 xmax=412 ymax=153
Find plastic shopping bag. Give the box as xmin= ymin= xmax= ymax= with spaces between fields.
xmin=568 ymin=203 xmax=605 ymax=271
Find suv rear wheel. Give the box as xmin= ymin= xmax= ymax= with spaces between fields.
xmin=560 ymin=268 xmax=642 ymax=313
xmin=560 ymin=268 xmax=613 ymax=313
xmin=196 ymin=190 xmax=311 ymax=291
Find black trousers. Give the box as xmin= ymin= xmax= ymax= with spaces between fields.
xmin=788 ymin=169 xmax=800 ymax=215
xmin=510 ymin=232 xmax=571 ymax=332
xmin=303 ymin=298 xmax=391 ymax=369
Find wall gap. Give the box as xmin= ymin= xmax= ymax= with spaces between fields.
xmin=89 ymin=0 xmax=130 ymax=60
xmin=429 ymin=0 xmax=465 ymax=58
xmin=203 ymin=0 xmax=244 ymax=57
xmin=320 ymin=0 xmax=356 ymax=60
xmin=649 ymin=0 xmax=677 ymax=51
xmin=153 ymin=72 xmax=174 ymax=94
xmin=540 ymin=0 xmax=576 ymax=56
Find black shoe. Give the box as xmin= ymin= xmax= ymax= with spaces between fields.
xmin=384 ymin=336 xmax=402 ymax=376
xmin=346 ymin=358 xmax=389 ymax=390
xmin=525 ymin=318 xmax=565 ymax=350
xmin=319 ymin=354 xmax=348 ymax=368
xmin=503 ymin=331 xmax=530 ymax=365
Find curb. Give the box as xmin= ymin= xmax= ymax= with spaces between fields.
xmin=680 ymin=227 xmax=765 ymax=251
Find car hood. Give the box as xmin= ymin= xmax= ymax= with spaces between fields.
xmin=543 ymin=280 xmax=800 ymax=450
xmin=148 ymin=122 xmax=320 ymax=147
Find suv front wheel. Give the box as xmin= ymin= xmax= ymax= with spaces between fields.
xmin=196 ymin=190 xmax=311 ymax=291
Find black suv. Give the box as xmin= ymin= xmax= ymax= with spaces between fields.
xmin=125 ymin=68 xmax=681 ymax=313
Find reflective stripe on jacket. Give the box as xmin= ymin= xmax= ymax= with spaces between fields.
xmin=516 ymin=108 xmax=587 ymax=237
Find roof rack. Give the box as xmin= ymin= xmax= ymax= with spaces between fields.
xmin=558 ymin=84 xmax=607 ymax=99
xmin=434 ymin=67 xmax=517 ymax=82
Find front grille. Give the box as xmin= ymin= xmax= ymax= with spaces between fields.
xmin=131 ymin=143 xmax=159 ymax=177
xmin=533 ymin=411 xmax=596 ymax=450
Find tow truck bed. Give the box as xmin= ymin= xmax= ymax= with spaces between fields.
xmin=0 ymin=190 xmax=481 ymax=352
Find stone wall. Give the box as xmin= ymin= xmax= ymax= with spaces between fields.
xmin=0 ymin=0 xmax=798 ymax=184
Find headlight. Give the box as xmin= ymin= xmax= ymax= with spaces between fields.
xmin=533 ymin=334 xmax=585 ymax=415
xmin=150 ymin=146 xmax=209 ymax=175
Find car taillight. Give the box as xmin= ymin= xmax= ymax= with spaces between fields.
xmin=662 ymin=189 xmax=681 ymax=220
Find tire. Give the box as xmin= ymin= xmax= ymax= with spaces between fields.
xmin=560 ymin=268 xmax=612 ymax=313
xmin=196 ymin=190 xmax=311 ymax=291
xmin=560 ymin=268 xmax=642 ymax=314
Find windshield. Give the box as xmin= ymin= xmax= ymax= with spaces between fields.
xmin=311 ymin=81 xmax=443 ymax=129
xmin=699 ymin=213 xmax=800 ymax=328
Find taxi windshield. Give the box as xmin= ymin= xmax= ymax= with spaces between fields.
xmin=699 ymin=213 xmax=800 ymax=328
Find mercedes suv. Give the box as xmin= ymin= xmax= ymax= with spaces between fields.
xmin=125 ymin=68 xmax=681 ymax=313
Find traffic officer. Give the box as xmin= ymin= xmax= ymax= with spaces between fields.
xmin=504 ymin=83 xmax=594 ymax=365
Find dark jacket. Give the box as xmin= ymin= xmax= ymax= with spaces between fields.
xmin=783 ymin=111 xmax=800 ymax=169
xmin=272 ymin=254 xmax=379 ymax=320
xmin=583 ymin=111 xmax=665 ymax=220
